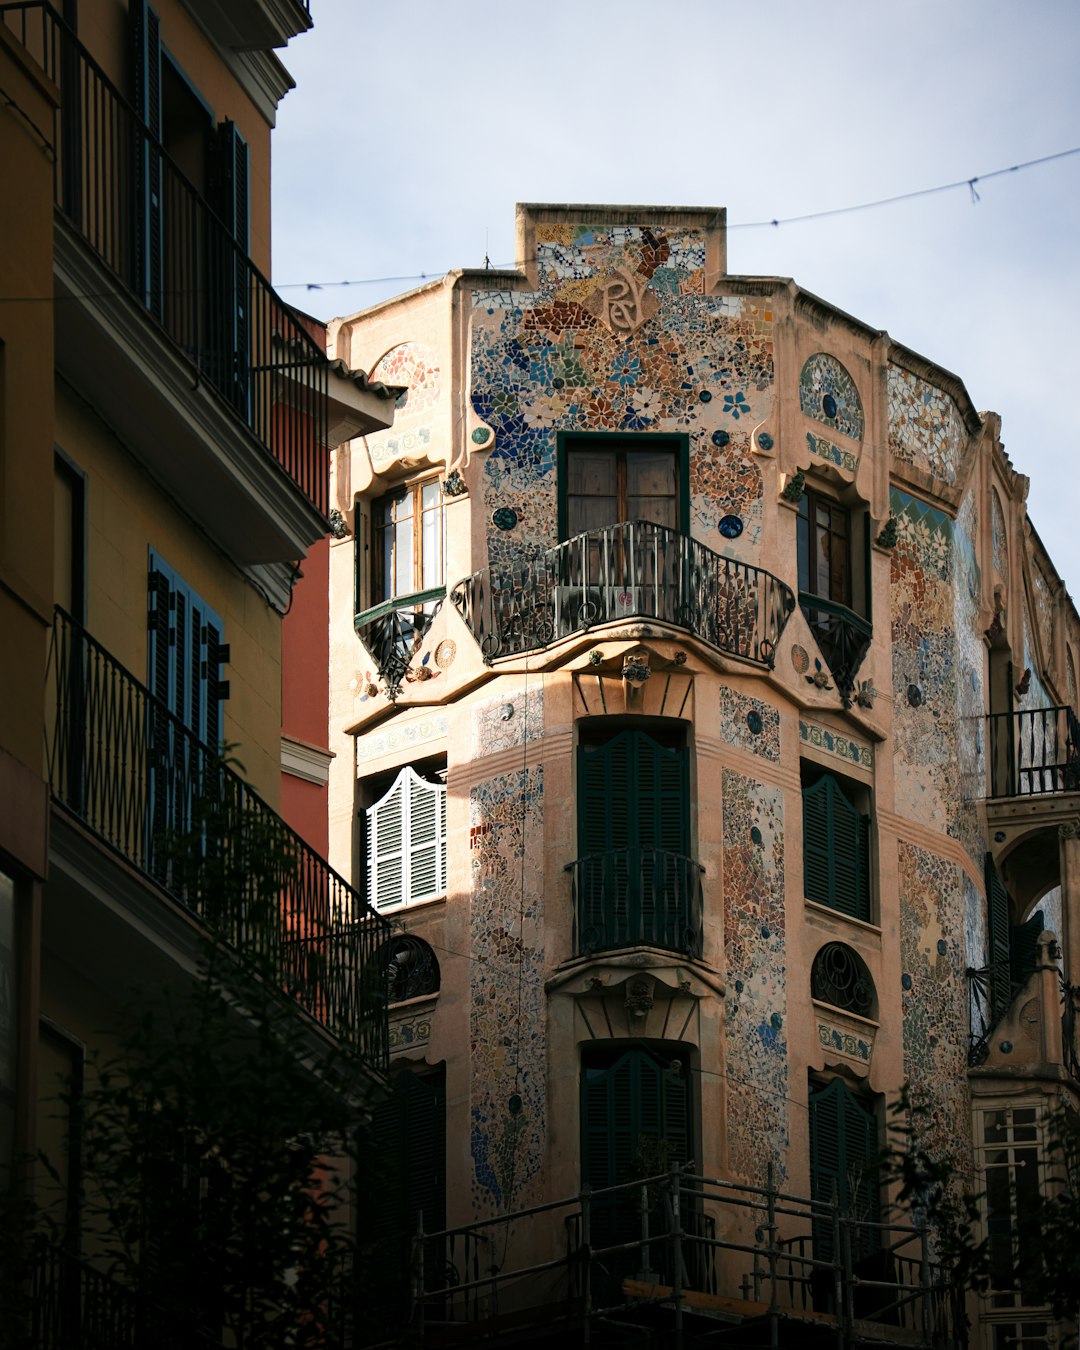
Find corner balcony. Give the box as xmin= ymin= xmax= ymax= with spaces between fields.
xmin=45 ymin=608 xmax=389 ymax=1067
xmin=566 ymin=848 xmax=704 ymax=959
xmin=451 ymin=521 xmax=795 ymax=665
xmin=798 ymin=594 xmax=872 ymax=707
xmin=1 ymin=2 xmax=332 ymax=573
xmin=987 ymin=705 xmax=1080 ymax=799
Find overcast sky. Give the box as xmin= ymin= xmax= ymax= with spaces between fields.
xmin=271 ymin=0 xmax=1080 ymax=592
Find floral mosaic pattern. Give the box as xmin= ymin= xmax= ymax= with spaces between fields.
xmin=722 ymin=770 xmax=788 ymax=1184
xmin=356 ymin=714 xmax=449 ymax=763
xmin=472 ymin=688 xmax=544 ymax=757
xmin=799 ymin=354 xmax=864 ymax=441
xmin=899 ymin=842 xmax=973 ymax=1186
xmin=799 ymin=719 xmax=873 ymax=769
xmin=718 ymin=687 xmax=781 ymax=761
xmin=470 ymin=220 xmax=775 ymax=567
xmin=805 ymin=431 xmax=858 ymax=475
xmin=469 ymin=767 xmax=546 ymax=1212
xmin=887 ymin=364 xmax=965 ymax=485
xmin=368 ymin=341 xmax=442 ymax=473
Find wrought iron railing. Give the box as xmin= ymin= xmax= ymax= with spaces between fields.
xmin=46 ymin=609 xmax=389 ymax=1064
xmin=986 ymin=705 xmax=1080 ymax=798
xmin=0 ymin=1 xmax=329 ymax=516
xmin=798 ymin=594 xmax=872 ymax=707
xmin=29 ymin=1242 xmax=225 ymax=1350
xmin=565 ymin=848 xmax=704 ymax=958
xmin=451 ymin=521 xmax=794 ymax=665
xmin=354 ymin=587 xmax=444 ymax=693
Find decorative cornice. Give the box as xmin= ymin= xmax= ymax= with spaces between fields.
xmin=281 ymin=735 xmax=334 ymax=785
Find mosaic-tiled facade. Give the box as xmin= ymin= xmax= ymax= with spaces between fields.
xmin=722 ymin=769 xmax=788 ymax=1184
xmin=887 ymin=363 xmax=967 ymax=484
xmin=471 ymin=225 xmax=774 ymax=565
xmin=327 ymin=203 xmax=1080 ymax=1348
xmin=468 ymin=766 xmax=546 ymax=1211
xmin=899 ymin=842 xmax=973 ymax=1185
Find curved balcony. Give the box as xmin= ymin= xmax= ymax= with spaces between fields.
xmin=798 ymin=594 xmax=872 ymax=707
xmin=450 ymin=521 xmax=795 ymax=665
xmin=566 ymin=848 xmax=704 ymax=959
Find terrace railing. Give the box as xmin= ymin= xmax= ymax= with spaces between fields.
xmin=798 ymin=594 xmax=872 ymax=707
xmin=0 ymin=1 xmax=329 ymax=516
xmin=46 ymin=608 xmax=388 ymax=1065
xmin=986 ymin=705 xmax=1080 ymax=798
xmin=566 ymin=848 xmax=704 ymax=959
xmin=451 ymin=520 xmax=794 ymax=665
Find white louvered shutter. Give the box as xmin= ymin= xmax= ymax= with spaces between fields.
xmin=367 ymin=768 xmax=446 ymax=911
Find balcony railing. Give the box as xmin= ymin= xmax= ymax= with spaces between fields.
xmin=30 ymin=1242 xmax=225 ymax=1350
xmin=354 ymin=587 xmax=445 ymax=693
xmin=987 ymin=705 xmax=1080 ymax=798
xmin=46 ymin=609 xmax=388 ymax=1064
xmin=0 ymin=1 xmax=329 ymax=516
xmin=451 ymin=520 xmax=795 ymax=665
xmin=566 ymin=848 xmax=704 ymax=959
xmin=798 ymin=594 xmax=872 ymax=707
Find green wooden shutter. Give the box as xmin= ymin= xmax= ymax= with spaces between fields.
xmin=810 ymin=1079 xmax=879 ymax=1261
xmin=803 ymin=776 xmax=871 ymax=921
xmin=578 ymin=731 xmax=689 ymax=950
xmin=1010 ymin=909 xmax=1045 ymax=993
xmin=985 ymin=854 xmax=1012 ymax=1023
xmin=131 ymin=0 xmax=162 ymax=317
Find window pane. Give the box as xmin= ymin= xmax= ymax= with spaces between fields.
xmin=421 ymin=493 xmax=443 ymax=590
xmin=394 ymin=517 xmax=414 ymax=596
xmin=568 ymin=451 xmax=617 ymax=536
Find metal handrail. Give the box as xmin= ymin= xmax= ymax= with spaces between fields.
xmin=0 ymin=0 xmax=330 ymax=516
xmin=986 ymin=704 xmax=1080 ymax=798
xmin=797 ymin=591 xmax=872 ymax=706
xmin=45 ymin=608 xmax=389 ymax=1064
xmin=450 ymin=519 xmax=795 ymax=665
xmin=565 ymin=848 xmax=704 ymax=959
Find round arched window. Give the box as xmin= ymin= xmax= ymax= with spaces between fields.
xmin=379 ymin=935 xmax=440 ymax=1004
xmin=811 ymin=942 xmax=875 ymax=1018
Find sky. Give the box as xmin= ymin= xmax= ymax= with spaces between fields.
xmin=271 ymin=0 xmax=1080 ymax=593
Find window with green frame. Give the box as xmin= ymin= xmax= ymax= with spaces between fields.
xmin=802 ymin=766 xmax=872 ymax=923
xmin=557 ymin=433 xmax=690 ymax=540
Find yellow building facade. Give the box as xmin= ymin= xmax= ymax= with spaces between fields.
xmin=1 ymin=2 xmax=396 ymax=1341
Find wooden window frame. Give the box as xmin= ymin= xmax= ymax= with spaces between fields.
xmin=797 ymin=485 xmax=852 ymax=607
xmin=371 ymin=477 xmax=445 ymax=607
xmin=557 ymin=432 xmax=690 ymax=542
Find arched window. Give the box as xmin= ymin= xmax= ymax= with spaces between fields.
xmin=365 ymin=765 xmax=447 ymax=912
xmin=379 ymin=935 xmax=440 ymax=1004
xmin=811 ymin=942 xmax=876 ymax=1018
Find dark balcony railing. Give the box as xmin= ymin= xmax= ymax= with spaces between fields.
xmin=451 ymin=520 xmax=795 ymax=665
xmin=46 ymin=609 xmax=388 ymax=1064
xmin=987 ymin=705 xmax=1080 ymax=798
xmin=798 ymin=594 xmax=872 ymax=707
xmin=30 ymin=1242 xmax=224 ymax=1350
xmin=354 ymin=587 xmax=445 ymax=693
xmin=0 ymin=1 xmax=329 ymax=516
xmin=566 ymin=848 xmax=704 ymax=958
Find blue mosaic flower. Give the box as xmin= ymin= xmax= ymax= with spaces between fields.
xmin=610 ymin=353 xmax=641 ymax=387
xmin=723 ymin=392 xmax=750 ymax=420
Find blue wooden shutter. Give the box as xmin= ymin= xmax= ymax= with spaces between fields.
xmin=131 ymin=0 xmax=162 ymax=317
xmin=147 ymin=554 xmax=225 ymax=742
